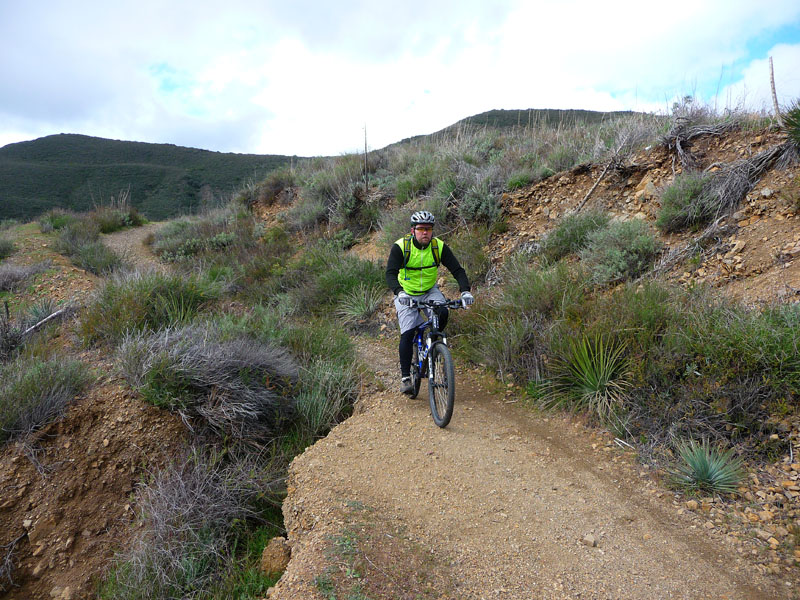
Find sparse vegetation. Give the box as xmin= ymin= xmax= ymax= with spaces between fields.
xmin=99 ymin=448 xmax=284 ymax=600
xmin=53 ymin=218 xmax=127 ymax=275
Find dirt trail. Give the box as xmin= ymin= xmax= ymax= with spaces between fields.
xmin=271 ymin=337 xmax=792 ymax=599
xmin=102 ymin=221 xmax=166 ymax=271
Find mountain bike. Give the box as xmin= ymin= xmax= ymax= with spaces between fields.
xmin=407 ymin=298 xmax=464 ymax=428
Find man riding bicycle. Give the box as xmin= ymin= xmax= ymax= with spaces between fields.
xmin=385 ymin=210 xmax=473 ymax=394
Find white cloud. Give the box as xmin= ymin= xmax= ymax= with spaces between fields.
xmin=714 ymin=43 xmax=800 ymax=112
xmin=1 ymin=1 xmax=799 ymax=155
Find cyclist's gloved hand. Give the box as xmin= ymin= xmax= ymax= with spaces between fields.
xmin=397 ymin=291 xmax=413 ymax=307
xmin=461 ymin=291 xmax=474 ymax=307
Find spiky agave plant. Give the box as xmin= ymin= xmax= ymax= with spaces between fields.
xmin=336 ymin=283 xmax=385 ymax=325
xmin=671 ymin=439 xmax=745 ymax=495
xmin=784 ymin=100 xmax=800 ymax=149
xmin=543 ymin=334 xmax=630 ymax=422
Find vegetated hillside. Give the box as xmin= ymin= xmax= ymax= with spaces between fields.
xmin=394 ymin=107 xmax=648 ymax=146
xmin=0 ymin=134 xmax=295 ymax=220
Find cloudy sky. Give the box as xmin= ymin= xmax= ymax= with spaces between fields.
xmin=2 ymin=0 xmax=799 ymax=156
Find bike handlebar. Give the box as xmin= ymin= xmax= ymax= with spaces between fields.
xmin=409 ymin=298 xmax=465 ymax=310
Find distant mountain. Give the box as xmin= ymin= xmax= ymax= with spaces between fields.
xmin=0 ymin=134 xmax=295 ymax=221
xmin=393 ymin=108 xmax=643 ymax=146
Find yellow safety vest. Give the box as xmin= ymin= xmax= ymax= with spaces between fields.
xmin=396 ymin=235 xmax=442 ymax=295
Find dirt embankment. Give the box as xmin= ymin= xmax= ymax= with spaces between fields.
xmin=0 ymin=223 xmax=186 ymax=600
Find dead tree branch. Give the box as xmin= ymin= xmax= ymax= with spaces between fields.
xmin=0 ymin=533 xmax=25 ymax=592
xmin=574 ymin=158 xmax=614 ymax=214
xmin=770 ymin=57 xmax=785 ymax=129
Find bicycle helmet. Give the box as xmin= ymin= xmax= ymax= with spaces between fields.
xmin=410 ymin=210 xmax=435 ymax=226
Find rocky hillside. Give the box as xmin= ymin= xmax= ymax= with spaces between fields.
xmin=493 ymin=128 xmax=800 ymax=305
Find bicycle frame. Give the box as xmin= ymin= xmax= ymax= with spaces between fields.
xmin=410 ymin=298 xmax=461 ymax=377
xmin=407 ymin=297 xmax=463 ymax=427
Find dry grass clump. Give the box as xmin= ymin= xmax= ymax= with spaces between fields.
xmin=0 ymin=357 xmax=89 ymax=444
xmin=100 ymin=448 xmax=283 ymax=599
xmin=0 ymin=262 xmax=49 ymax=292
xmin=117 ymin=324 xmax=299 ymax=445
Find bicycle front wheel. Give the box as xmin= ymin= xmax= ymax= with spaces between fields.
xmin=409 ymin=342 xmax=422 ymax=399
xmin=428 ymin=343 xmax=455 ymax=428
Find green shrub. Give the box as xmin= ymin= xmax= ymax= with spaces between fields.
xmin=441 ymin=225 xmax=492 ymax=290
xmin=656 ymin=171 xmax=713 ymax=232
xmin=90 ymin=205 xmax=145 ymax=233
xmin=500 ymin=259 xmax=586 ymax=321
xmin=75 ymin=240 xmax=126 ymax=275
xmin=457 ymin=181 xmax=500 ymax=224
xmin=670 ymin=439 xmax=744 ymax=494
xmin=540 ymin=210 xmax=610 ymax=264
xmin=39 ymin=208 xmax=79 ymax=233
xmin=681 ymin=300 xmax=800 ymax=394
xmin=214 ymin=307 xmax=359 ymax=441
xmin=79 ymin=270 xmax=221 ymax=344
xmin=394 ymin=159 xmax=437 ymax=203
xmin=580 ymin=219 xmax=662 ymax=285
xmin=585 ymin=280 xmax=686 ymax=381
xmin=0 ymin=219 xmax=18 ymax=231
xmin=506 ymin=171 xmax=534 ymax=191
xmin=283 ymin=198 xmax=327 ymax=231
xmin=458 ymin=261 xmax=587 ymax=382
xmin=295 ymin=359 xmax=358 ymax=438
xmin=542 ymin=334 xmax=631 ymax=423
xmin=0 ymin=238 xmax=14 ymax=260
xmin=243 ymin=166 xmax=296 ymax=206
xmin=0 ymin=357 xmax=90 ymax=443
xmin=53 ymin=219 xmax=127 ymax=274
xmin=54 ymin=219 xmax=100 ymax=255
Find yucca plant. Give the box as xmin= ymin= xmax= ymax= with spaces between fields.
xmin=671 ymin=439 xmax=745 ymax=494
xmin=336 ymin=283 xmax=385 ymax=325
xmin=543 ymin=334 xmax=630 ymax=422
xmin=784 ymin=100 xmax=800 ymax=149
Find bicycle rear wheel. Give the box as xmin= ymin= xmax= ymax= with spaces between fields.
xmin=409 ymin=342 xmax=422 ymax=398
xmin=428 ymin=343 xmax=455 ymax=427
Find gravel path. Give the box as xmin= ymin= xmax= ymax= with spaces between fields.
xmin=271 ymin=336 xmax=791 ymax=599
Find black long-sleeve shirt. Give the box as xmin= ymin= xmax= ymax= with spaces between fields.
xmin=385 ymin=238 xmax=470 ymax=296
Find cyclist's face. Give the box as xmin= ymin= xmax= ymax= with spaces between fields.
xmin=413 ymin=225 xmax=433 ymax=245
